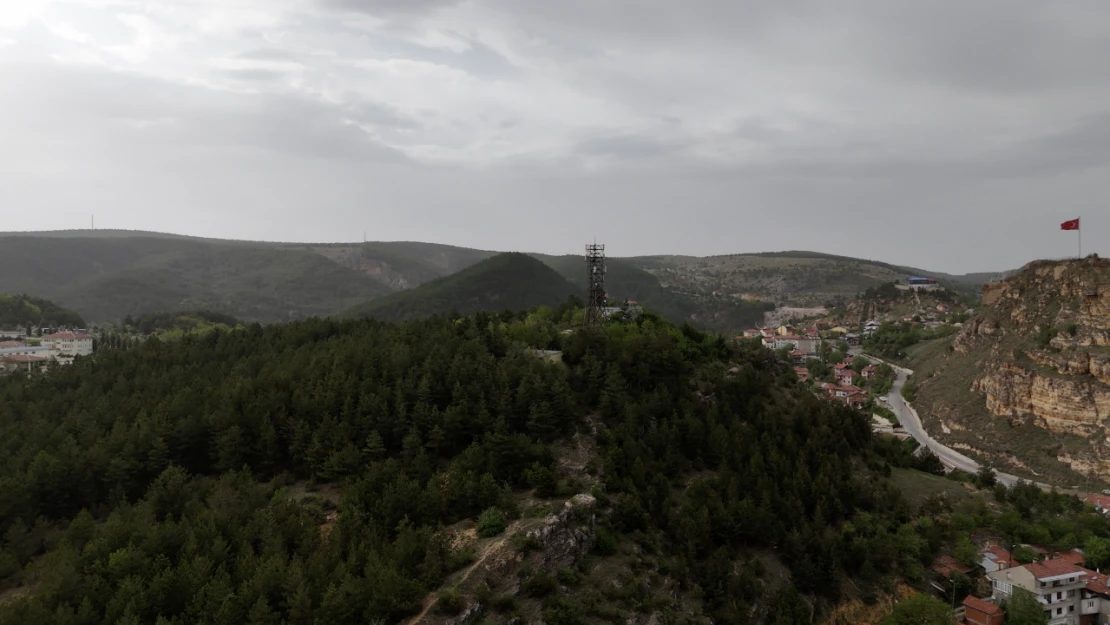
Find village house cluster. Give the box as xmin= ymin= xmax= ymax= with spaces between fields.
xmin=932 ymin=543 xmax=1110 ymax=625
xmin=738 ymin=323 xmax=882 ymax=411
xmin=0 ymin=330 xmax=93 ymax=374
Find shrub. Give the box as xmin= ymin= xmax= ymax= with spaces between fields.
xmin=477 ymin=507 xmax=506 ymax=538
xmin=436 ymin=588 xmax=465 ymax=615
xmin=522 ymin=570 xmax=557 ymax=597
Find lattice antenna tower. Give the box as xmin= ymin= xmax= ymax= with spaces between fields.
xmin=584 ymin=243 xmax=607 ymax=328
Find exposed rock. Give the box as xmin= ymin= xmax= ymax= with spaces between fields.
xmin=525 ymin=494 xmax=597 ymax=573
xmin=924 ymin=257 xmax=1110 ymax=480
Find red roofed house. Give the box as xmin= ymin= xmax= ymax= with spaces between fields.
xmin=989 ymin=556 xmax=1091 ymax=624
xmin=794 ymin=367 xmax=809 ymax=383
xmin=933 ymin=554 xmax=972 ymax=579
xmin=834 ymin=365 xmax=855 ymax=384
xmin=962 ymin=595 xmax=1004 ymax=625
xmin=843 ymin=391 xmax=867 ymax=410
xmin=861 ymin=364 xmax=878 ymax=381
xmin=1079 ymin=567 xmax=1110 ymax=624
xmin=1085 ymin=494 xmax=1110 ymax=515
xmin=980 ymin=544 xmax=1013 ymax=573
xmin=790 ymin=350 xmax=808 ymax=365
xmin=0 ymin=340 xmax=26 ymax=349
xmin=0 ymin=354 xmax=49 ymax=374
xmin=743 ymin=329 xmax=762 ymax=339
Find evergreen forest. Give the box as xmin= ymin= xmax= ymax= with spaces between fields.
xmin=0 ymin=302 xmax=1104 ymax=624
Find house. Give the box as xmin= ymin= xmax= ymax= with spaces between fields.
xmin=864 ymin=320 xmax=880 ymax=335
xmin=1080 ymin=568 xmax=1110 ymax=625
xmin=989 ymin=557 xmax=1088 ymax=625
xmin=830 ymin=384 xmax=862 ymax=399
xmin=777 ymin=325 xmax=797 ymax=337
xmin=0 ymin=354 xmax=50 ymax=374
xmin=41 ymin=332 xmax=93 ymax=360
xmin=861 ymin=364 xmax=878 ymax=381
xmin=962 ymin=595 xmax=1005 ymax=625
xmin=980 ymin=545 xmax=1013 ymax=574
xmin=834 ymin=364 xmax=855 ymax=384
xmin=790 ymin=350 xmax=808 ymax=366
xmin=1085 ymin=494 xmax=1110 ymax=515
xmin=760 ymin=328 xmax=777 ymax=339
xmin=844 ymin=391 xmax=867 ymax=410
xmin=743 ymin=329 xmax=762 ymax=339
xmin=933 ymin=554 xmax=973 ymax=579
xmin=762 ymin=336 xmax=776 ymax=349
xmin=794 ymin=367 xmax=809 ymax=383
xmin=845 ymin=332 xmax=861 ymax=345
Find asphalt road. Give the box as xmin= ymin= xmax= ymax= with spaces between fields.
xmin=877 ymin=360 xmax=1025 ymax=488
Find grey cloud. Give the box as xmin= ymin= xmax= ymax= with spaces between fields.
xmin=573 ymin=134 xmax=687 ymax=160
xmin=234 ymin=47 xmax=302 ymax=61
xmin=0 ymin=62 xmax=407 ymax=162
xmin=220 ymin=68 xmax=287 ymax=81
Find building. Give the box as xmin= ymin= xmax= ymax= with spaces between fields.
xmin=962 ymin=595 xmax=1005 ymax=625
xmin=844 ymin=391 xmax=867 ymax=410
xmin=0 ymin=354 xmax=50 ymax=374
xmin=905 ymin=277 xmax=942 ymax=292
xmin=0 ymin=345 xmax=55 ymax=360
xmin=790 ymin=350 xmax=808 ymax=366
xmin=980 ymin=545 xmax=1014 ymax=574
xmin=794 ymin=367 xmax=809 ymax=383
xmin=934 ymin=554 xmax=973 ymax=579
xmin=1085 ymin=494 xmax=1110 ymax=516
xmin=41 ymin=332 xmax=93 ymax=360
xmin=989 ymin=558 xmax=1088 ymax=625
xmin=742 ymin=329 xmax=762 ymax=339
xmin=834 ymin=364 xmax=856 ymax=384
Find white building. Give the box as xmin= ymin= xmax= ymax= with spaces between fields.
xmin=989 ymin=557 xmax=1093 ymax=625
xmin=41 ymin=332 xmax=93 ymax=361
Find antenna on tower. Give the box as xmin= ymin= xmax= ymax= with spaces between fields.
xmin=91 ymin=214 xmax=95 ymax=230
xmin=584 ymin=242 xmax=607 ymax=328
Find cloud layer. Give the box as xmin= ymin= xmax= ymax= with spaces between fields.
xmin=1 ymin=0 xmax=1108 ymax=271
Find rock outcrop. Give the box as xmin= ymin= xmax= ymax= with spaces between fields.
xmin=919 ymin=257 xmax=1110 ymax=481
xmin=525 ymin=494 xmax=597 ymax=573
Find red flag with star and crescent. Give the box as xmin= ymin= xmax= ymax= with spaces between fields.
xmin=1061 ymin=218 xmax=1080 ymax=231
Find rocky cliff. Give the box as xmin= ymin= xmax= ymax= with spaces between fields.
xmin=914 ymin=257 xmax=1110 ymax=483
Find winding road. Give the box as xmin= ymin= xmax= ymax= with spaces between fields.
xmin=880 ymin=363 xmax=1022 ymax=488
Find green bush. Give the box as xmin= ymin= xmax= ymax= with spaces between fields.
xmin=522 ymin=570 xmax=557 ymax=597
xmin=436 ymin=588 xmax=465 ymax=615
xmin=1035 ymin=325 xmax=1055 ymax=348
xmin=477 ymin=507 xmax=507 ymax=538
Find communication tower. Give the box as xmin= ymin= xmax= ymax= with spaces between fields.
xmin=584 ymin=243 xmax=607 ymax=328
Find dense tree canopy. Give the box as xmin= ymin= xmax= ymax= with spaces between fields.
xmin=0 ymin=305 xmax=1080 ymax=623
xmin=0 ymin=294 xmax=85 ymax=331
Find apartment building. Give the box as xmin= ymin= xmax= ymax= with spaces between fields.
xmin=989 ymin=559 xmax=1090 ymax=625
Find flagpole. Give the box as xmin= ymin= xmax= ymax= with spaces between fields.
xmin=1079 ymin=216 xmax=1082 ymax=259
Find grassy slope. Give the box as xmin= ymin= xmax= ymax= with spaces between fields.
xmin=0 ymin=236 xmax=392 ymax=323
xmin=345 ymin=253 xmax=579 ymax=322
xmin=626 ymin=251 xmax=990 ymax=306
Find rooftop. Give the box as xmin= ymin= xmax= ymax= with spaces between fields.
xmin=1 ymin=355 xmax=49 ymax=364
xmin=43 ymin=332 xmax=90 ymax=340
xmin=933 ymin=554 xmax=972 ymax=577
xmin=1082 ymin=568 xmax=1110 ymax=596
xmin=1027 ymin=558 xmax=1087 ymax=580
xmin=962 ymin=596 xmax=1003 ymax=616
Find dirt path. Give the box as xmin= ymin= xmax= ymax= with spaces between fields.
xmin=403 ymin=521 xmax=521 ymax=625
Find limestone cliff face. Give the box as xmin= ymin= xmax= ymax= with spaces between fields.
xmin=972 ymin=363 xmax=1110 ymax=435
xmin=940 ymin=258 xmax=1110 ymax=475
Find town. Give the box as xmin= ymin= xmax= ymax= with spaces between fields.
xmin=0 ymin=328 xmax=93 ymax=374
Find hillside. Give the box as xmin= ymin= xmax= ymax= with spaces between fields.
xmin=626 ymin=251 xmax=988 ymax=308
xmin=310 ymin=241 xmax=497 ymax=290
xmin=0 ymin=235 xmax=392 ymax=323
xmin=909 ymin=256 xmax=1110 ymax=485
xmin=0 ymin=294 xmax=85 ymax=330
xmin=125 ymin=310 xmax=242 ymax=335
xmin=0 ymin=305 xmax=947 ymax=624
xmin=345 ymin=253 xmax=579 ymax=322
xmin=538 ymin=254 xmax=771 ymax=333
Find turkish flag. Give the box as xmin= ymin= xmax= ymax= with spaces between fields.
xmin=1061 ymin=218 xmax=1080 ymax=231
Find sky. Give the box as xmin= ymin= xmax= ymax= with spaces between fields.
xmin=0 ymin=1 xmax=1107 ymax=274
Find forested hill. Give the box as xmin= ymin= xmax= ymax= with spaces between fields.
xmin=0 ymin=235 xmax=392 ymax=323
xmin=125 ymin=310 xmax=242 ymax=335
xmin=0 ymin=293 xmax=85 ymax=330
xmin=0 ymin=302 xmax=969 ymax=624
xmin=344 ymin=252 xmax=579 ymax=322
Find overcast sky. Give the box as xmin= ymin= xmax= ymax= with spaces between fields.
xmin=1 ymin=1 xmax=1107 ymax=273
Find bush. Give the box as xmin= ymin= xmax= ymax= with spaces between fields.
xmin=594 ymin=527 xmax=617 ymax=556
xmin=1066 ymin=323 xmax=1079 ymax=337
xmin=477 ymin=507 xmax=507 ymax=538
xmin=436 ymin=588 xmax=465 ymax=615
xmin=543 ymin=599 xmax=584 ymax=625
xmin=522 ymin=570 xmax=557 ymax=597
xmin=556 ymin=567 xmax=582 ymax=586
xmin=1035 ymin=325 xmax=1055 ymax=348
xmin=490 ymin=593 xmax=518 ymax=614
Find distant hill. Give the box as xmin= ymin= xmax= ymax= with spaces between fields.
xmin=0 ymin=235 xmax=392 ymax=323
xmin=309 ymin=241 xmax=497 ymax=290
xmin=345 ymin=253 xmax=578 ymax=322
xmin=535 ymin=254 xmax=771 ymax=332
xmin=0 ymin=294 xmax=85 ymax=331
xmin=626 ymin=251 xmax=990 ymax=308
